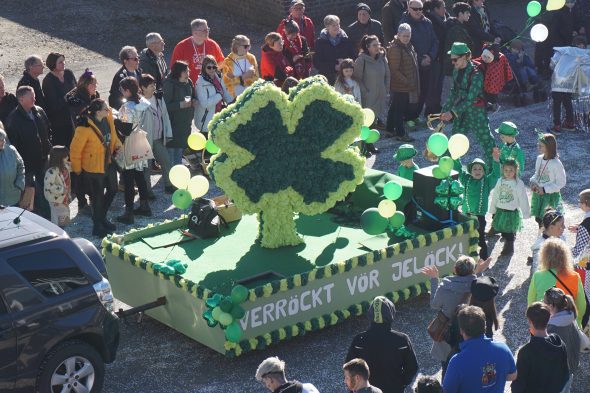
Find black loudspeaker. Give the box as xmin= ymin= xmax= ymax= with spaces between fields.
xmin=412 ymin=165 xmax=459 ymax=231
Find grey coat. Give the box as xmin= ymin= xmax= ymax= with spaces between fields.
xmin=353 ymin=52 xmax=391 ymax=120
xmin=0 ymin=143 xmax=25 ymax=206
xmin=429 ymin=274 xmax=475 ymax=361
xmin=547 ymin=311 xmax=580 ymax=373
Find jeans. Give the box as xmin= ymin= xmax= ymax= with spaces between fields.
xmin=513 ymin=65 xmax=539 ymax=87
xmin=552 ymin=92 xmax=574 ymax=125
xmin=123 ymin=168 xmax=148 ymax=210
xmin=167 ymin=147 xmax=184 ymax=166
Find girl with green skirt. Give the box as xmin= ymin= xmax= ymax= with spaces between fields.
xmin=529 ymin=133 xmax=566 ymax=227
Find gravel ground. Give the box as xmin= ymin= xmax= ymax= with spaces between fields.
xmin=1 ymin=1 xmax=589 ymax=392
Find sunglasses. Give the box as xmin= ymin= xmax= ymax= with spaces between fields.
xmin=206 ymin=65 xmax=218 ymax=70
xmin=410 ymin=7 xmax=423 ymax=11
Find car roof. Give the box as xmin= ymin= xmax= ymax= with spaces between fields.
xmin=0 ymin=206 xmax=67 ymax=250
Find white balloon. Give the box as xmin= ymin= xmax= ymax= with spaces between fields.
xmin=448 ymin=134 xmax=470 ymax=159
xmin=169 ymin=165 xmax=191 ymax=189
xmin=377 ymin=200 xmax=397 ymax=218
xmin=362 ymin=108 xmax=375 ymax=127
xmin=187 ymin=175 xmax=209 ymax=199
xmin=530 ymin=24 xmax=549 ymax=43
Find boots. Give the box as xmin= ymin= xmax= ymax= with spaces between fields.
xmin=117 ymin=209 xmax=134 ymax=224
xmin=134 ymin=200 xmax=152 ymax=217
xmin=501 ymin=239 xmax=514 ymax=256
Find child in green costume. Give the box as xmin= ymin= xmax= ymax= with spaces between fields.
xmin=493 ymin=121 xmax=525 ymax=175
xmin=530 ymin=133 xmax=566 ymax=228
xmin=489 ymin=159 xmax=530 ymax=256
xmin=393 ymin=144 xmax=419 ymax=181
xmin=459 ymin=150 xmax=501 ymax=258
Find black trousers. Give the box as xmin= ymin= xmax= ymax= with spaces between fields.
xmin=552 ymin=92 xmax=573 ymax=125
xmin=387 ymin=92 xmax=413 ymax=137
xmin=475 ymin=215 xmax=488 ymax=259
xmin=501 ymin=232 xmax=515 ymax=242
xmin=413 ymin=64 xmax=439 ymax=119
xmin=123 ymin=168 xmax=148 ymax=210
xmin=84 ymin=164 xmax=117 ymax=228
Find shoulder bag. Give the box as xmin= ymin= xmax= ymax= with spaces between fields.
xmin=427 ymin=291 xmax=471 ymax=342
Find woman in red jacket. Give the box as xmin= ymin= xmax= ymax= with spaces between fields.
xmin=260 ymin=32 xmax=294 ymax=87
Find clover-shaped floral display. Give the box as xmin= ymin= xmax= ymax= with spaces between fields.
xmin=208 ymin=77 xmax=365 ymax=248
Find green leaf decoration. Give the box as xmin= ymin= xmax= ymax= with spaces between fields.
xmin=435 ymin=180 xmax=451 ymax=196
xmin=450 ymin=180 xmax=464 ymax=196
xmin=435 ymin=196 xmax=449 ymax=210
xmin=208 ymin=77 xmax=365 ymax=248
xmin=449 ymin=196 xmax=463 ymax=210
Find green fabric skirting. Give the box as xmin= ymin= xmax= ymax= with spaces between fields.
xmin=530 ymin=192 xmax=562 ymax=218
xmin=492 ymin=209 xmax=522 ymax=233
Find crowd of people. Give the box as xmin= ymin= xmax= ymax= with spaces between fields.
xmin=0 ymin=0 xmax=589 ymax=391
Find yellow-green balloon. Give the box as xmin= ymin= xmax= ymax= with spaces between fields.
xmin=439 ymin=156 xmax=454 ymax=174
xmin=205 ymin=140 xmax=220 ymax=154
xmin=187 ymin=133 xmax=206 ymax=151
xmin=212 ymin=306 xmax=222 ymax=321
xmin=218 ymin=312 xmax=233 ymax=326
xmin=432 ymin=166 xmax=447 ymax=179
xmin=172 ymin=189 xmax=192 ymax=209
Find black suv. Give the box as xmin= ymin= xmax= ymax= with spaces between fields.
xmin=0 ymin=206 xmax=119 ymax=393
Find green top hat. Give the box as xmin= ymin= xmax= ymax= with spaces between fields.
xmin=467 ymin=158 xmax=487 ymax=173
xmin=448 ymin=42 xmax=471 ymax=55
xmin=495 ymin=121 xmax=519 ymax=136
xmin=393 ymin=144 xmax=418 ymax=161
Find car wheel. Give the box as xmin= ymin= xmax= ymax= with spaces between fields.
xmin=36 ymin=340 xmax=105 ymax=393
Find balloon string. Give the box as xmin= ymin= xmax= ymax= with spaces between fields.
xmin=500 ymin=15 xmax=539 ymax=50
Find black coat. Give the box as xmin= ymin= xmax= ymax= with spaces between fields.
xmin=17 ymin=71 xmax=47 ymax=110
xmin=313 ymin=32 xmax=357 ymax=85
xmin=465 ymin=5 xmax=497 ymax=57
xmin=5 ymin=105 xmax=52 ymax=183
xmin=346 ymin=19 xmax=385 ymax=51
xmin=511 ymin=334 xmax=569 ymax=393
xmin=0 ymin=93 xmax=18 ymax=125
xmin=139 ymin=48 xmax=169 ymax=90
xmin=42 ymin=70 xmax=77 ymax=146
xmin=108 ymin=66 xmax=142 ymax=110
xmin=346 ymin=323 xmax=419 ymax=393
xmin=66 ymin=88 xmax=100 ymax=124
xmin=425 ymin=11 xmax=447 ymax=62
xmin=549 ymin=8 xmax=576 ymax=48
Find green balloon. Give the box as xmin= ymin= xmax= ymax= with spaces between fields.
xmin=361 ymin=208 xmax=389 ymax=235
xmin=211 ymin=306 xmax=222 ymax=321
xmin=383 ymin=181 xmax=403 ymax=201
xmin=433 ymin=166 xmax=447 ymax=179
xmin=389 ymin=211 xmax=406 ymax=229
xmin=205 ymin=140 xmax=220 ymax=154
xmin=427 ymin=133 xmax=449 ymax=157
xmin=230 ymin=304 xmax=246 ymax=320
xmin=218 ymin=312 xmax=233 ymax=326
xmin=438 ymin=156 xmax=454 ymax=174
xmin=527 ymin=0 xmax=542 ymax=17
xmin=172 ymin=189 xmax=192 ymax=209
xmin=360 ymin=126 xmax=371 ymax=140
xmin=365 ymin=129 xmax=380 ymax=143
xmin=225 ymin=321 xmax=243 ymax=343
xmin=231 ymin=285 xmax=249 ymax=304
xmin=220 ymin=296 xmax=234 ymax=313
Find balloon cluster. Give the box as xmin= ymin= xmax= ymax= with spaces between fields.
xmin=202 ymin=285 xmax=249 ymax=343
xmin=428 ymin=133 xmax=470 ymax=179
xmin=358 ymin=108 xmax=381 ymax=144
xmin=188 ymin=132 xmax=220 ymax=154
xmin=526 ymin=0 xmax=565 ymax=43
xmin=434 ymin=179 xmax=464 ymax=211
xmin=169 ymin=165 xmax=209 ymax=209
xmin=360 ymin=180 xmax=410 ymax=237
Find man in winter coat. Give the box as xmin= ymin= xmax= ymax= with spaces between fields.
xmin=108 ymin=46 xmax=143 ymax=110
xmin=347 ymin=3 xmax=385 ymax=53
xmin=17 ymin=55 xmax=46 ymax=111
xmin=314 ymin=15 xmax=357 ymax=84
xmin=444 ymin=2 xmax=473 ymax=76
xmin=382 ymin=0 xmax=408 ymax=44
xmin=423 ymin=0 xmax=447 ymax=114
xmin=277 ymin=0 xmax=316 ymax=51
xmin=140 ymin=33 xmax=169 ymax=90
xmin=400 ymin=0 xmax=439 ymax=119
xmin=441 ymin=42 xmax=495 ymax=168
xmin=5 ymin=86 xmax=52 ymax=219
xmin=465 ymin=0 xmax=500 ymax=57
xmin=510 ymin=302 xmax=569 ymax=393
xmin=256 ymin=356 xmax=320 ymax=393
xmin=346 ymin=296 xmax=419 ymax=393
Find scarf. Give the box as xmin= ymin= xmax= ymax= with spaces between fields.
xmin=203 ymin=72 xmax=225 ymax=113
xmin=476 ymin=7 xmax=491 ymax=33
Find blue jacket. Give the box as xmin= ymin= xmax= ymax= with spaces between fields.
xmin=0 ymin=143 xmax=25 ymax=206
xmin=399 ymin=12 xmax=438 ymax=61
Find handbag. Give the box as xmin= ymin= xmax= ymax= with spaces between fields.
xmin=427 ymin=291 xmax=471 ymax=342
xmin=123 ymin=129 xmax=154 ymax=167
xmin=188 ymin=198 xmax=228 ymax=239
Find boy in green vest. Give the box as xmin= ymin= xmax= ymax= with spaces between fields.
xmin=393 ymin=144 xmax=419 ymax=181
xmin=459 ymin=149 xmax=501 ymax=258
xmin=494 ymin=121 xmax=525 ymax=174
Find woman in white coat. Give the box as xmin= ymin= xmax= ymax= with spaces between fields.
xmin=194 ymin=55 xmax=233 ymax=135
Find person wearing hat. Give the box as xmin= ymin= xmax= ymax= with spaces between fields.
xmin=440 ymin=42 xmax=495 ymax=169
xmin=346 ymin=3 xmax=385 ymax=53
xmin=255 ymin=356 xmax=320 ymax=393
xmin=458 ymin=149 xmax=501 ymax=259
xmin=470 ymin=276 xmax=500 ymax=338
xmin=345 ymin=296 xmax=418 ymax=393
xmin=393 ymin=144 xmax=419 ymax=181
xmin=276 ymin=0 xmax=316 ymax=51
xmin=493 ymin=121 xmax=524 ymax=175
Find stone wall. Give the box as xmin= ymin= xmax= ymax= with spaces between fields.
xmin=203 ymin=0 xmax=385 ymax=27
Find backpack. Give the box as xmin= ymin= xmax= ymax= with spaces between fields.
xmin=188 ymin=198 xmax=227 ymax=239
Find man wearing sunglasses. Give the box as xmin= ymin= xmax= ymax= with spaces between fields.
xmin=441 ymin=42 xmax=495 ymax=168
xmin=108 ymin=46 xmax=142 ymax=110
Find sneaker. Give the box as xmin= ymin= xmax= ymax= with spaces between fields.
xmin=548 ymin=124 xmax=561 ymax=135
xmin=561 ymin=122 xmax=575 ymax=131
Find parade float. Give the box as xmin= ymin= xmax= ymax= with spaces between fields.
xmin=102 ymin=77 xmax=479 ymax=357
